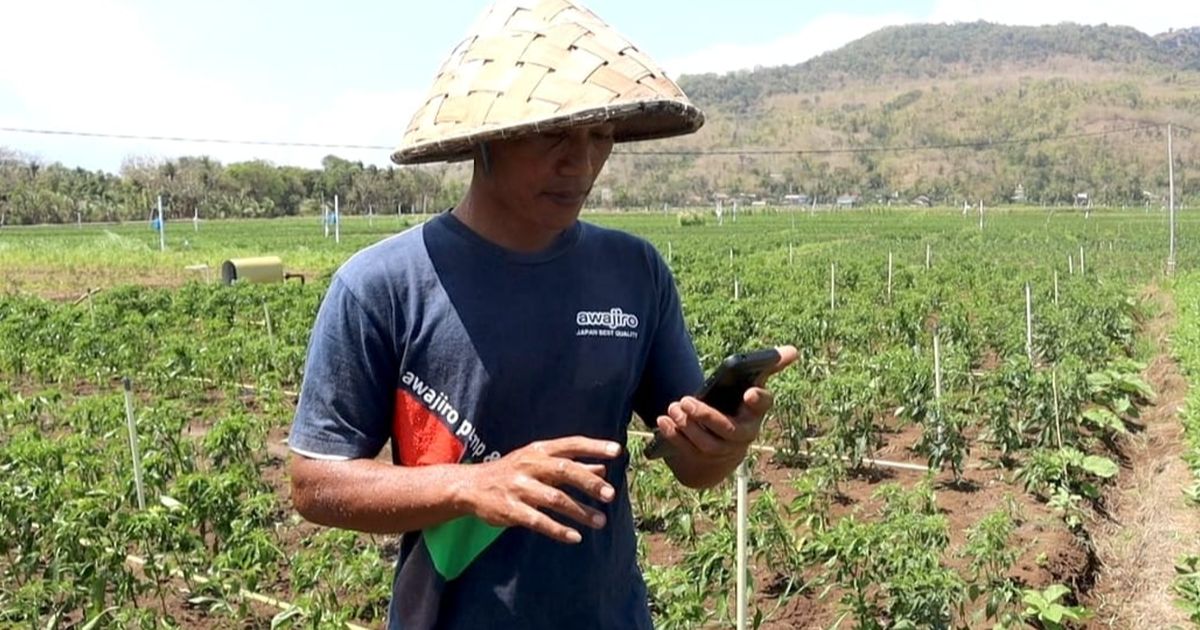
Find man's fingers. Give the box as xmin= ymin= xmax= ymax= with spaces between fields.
xmin=533 ymin=485 xmax=608 ymax=530
xmin=547 ymin=458 xmax=616 ymax=503
xmin=655 ymin=415 xmax=702 ymax=460
xmin=680 ymin=397 xmax=737 ymax=437
xmin=758 ymin=344 xmax=800 ymax=383
xmin=530 ymin=436 xmax=622 ymax=460
xmin=513 ymin=504 xmax=584 ymax=544
xmin=581 ymin=463 xmax=607 ymax=476
xmin=742 ymin=387 xmax=774 ymax=417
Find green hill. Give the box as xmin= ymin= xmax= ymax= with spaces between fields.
xmin=597 ymin=22 xmax=1200 ymax=207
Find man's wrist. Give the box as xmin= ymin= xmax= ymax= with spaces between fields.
xmin=447 ymin=465 xmax=479 ymax=517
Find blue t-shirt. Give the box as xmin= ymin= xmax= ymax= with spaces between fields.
xmin=289 ymin=211 xmax=703 ymax=630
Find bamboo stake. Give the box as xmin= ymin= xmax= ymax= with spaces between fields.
xmin=830 ymin=262 xmax=836 ymax=311
xmin=263 ymin=301 xmax=274 ymax=345
xmin=123 ymin=377 xmax=146 ymax=510
xmin=887 ymin=251 xmax=893 ymax=303
xmin=1025 ymin=282 xmax=1034 ymax=361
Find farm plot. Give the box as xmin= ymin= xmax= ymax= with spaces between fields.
xmin=0 ymin=209 xmax=1194 ymax=628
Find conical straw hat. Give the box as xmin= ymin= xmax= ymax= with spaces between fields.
xmin=391 ymin=0 xmax=704 ymax=165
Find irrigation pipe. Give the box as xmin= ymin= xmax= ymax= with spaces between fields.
xmin=626 ymin=430 xmax=933 ymax=473
xmin=178 ymin=375 xmax=299 ymax=399
xmin=124 ymin=553 xmax=371 ymax=630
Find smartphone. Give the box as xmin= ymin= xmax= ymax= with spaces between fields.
xmin=643 ymin=348 xmax=781 ymax=460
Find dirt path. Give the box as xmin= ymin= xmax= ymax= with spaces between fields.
xmin=1089 ymin=284 xmax=1200 ymax=628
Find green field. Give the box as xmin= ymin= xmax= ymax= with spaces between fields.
xmin=2 ymin=208 xmax=1199 ymax=628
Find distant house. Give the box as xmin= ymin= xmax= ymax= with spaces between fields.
xmin=783 ymin=193 xmax=810 ymax=206
xmin=913 ymin=195 xmax=932 ymax=207
xmin=836 ymin=194 xmax=859 ymax=208
xmin=1074 ymin=192 xmax=1090 ymax=208
xmin=1012 ymin=184 xmax=1026 ymax=203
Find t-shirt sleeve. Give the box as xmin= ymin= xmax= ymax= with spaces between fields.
xmin=289 ymin=276 xmax=397 ymax=459
xmin=633 ymin=252 xmax=704 ymax=427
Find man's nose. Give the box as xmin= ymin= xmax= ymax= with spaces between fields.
xmin=558 ymin=131 xmax=594 ymax=176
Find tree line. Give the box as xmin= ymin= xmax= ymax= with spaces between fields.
xmin=0 ymin=151 xmax=465 ymax=226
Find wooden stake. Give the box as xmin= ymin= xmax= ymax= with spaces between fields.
xmin=830 ymin=262 xmax=836 ymax=311
xmin=1025 ymin=282 xmax=1033 ymax=361
xmin=887 ymin=251 xmax=893 ymax=303
xmin=933 ymin=325 xmax=943 ymax=400
xmin=263 ymin=301 xmax=274 ymax=345
xmin=123 ymin=378 xmax=146 ymax=510
xmin=1052 ymin=369 xmax=1063 ymax=449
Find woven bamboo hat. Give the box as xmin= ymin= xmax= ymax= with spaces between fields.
xmin=391 ymin=0 xmax=704 ymax=165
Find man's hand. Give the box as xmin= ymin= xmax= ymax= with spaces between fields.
xmin=654 ymin=345 xmax=799 ymax=487
xmin=457 ymin=436 xmax=622 ymax=544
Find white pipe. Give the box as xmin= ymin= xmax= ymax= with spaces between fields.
xmin=626 ymin=430 xmax=935 ymax=472
xmin=124 ymin=554 xmax=370 ymax=630
xmin=735 ymin=460 xmax=748 ymax=630
xmin=157 ymin=196 xmax=165 ymax=252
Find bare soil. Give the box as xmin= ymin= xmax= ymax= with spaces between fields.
xmin=1087 ymin=284 xmax=1200 ymax=628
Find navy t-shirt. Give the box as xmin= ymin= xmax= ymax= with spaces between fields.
xmin=289 ymin=211 xmax=703 ymax=630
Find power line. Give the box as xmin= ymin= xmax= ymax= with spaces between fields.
xmin=0 ymin=126 xmax=392 ymax=151
xmin=0 ymin=122 xmax=1174 ymax=159
xmin=614 ymin=124 xmax=1163 ymax=156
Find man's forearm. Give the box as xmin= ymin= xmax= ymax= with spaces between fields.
xmin=290 ymin=457 xmax=475 ymax=534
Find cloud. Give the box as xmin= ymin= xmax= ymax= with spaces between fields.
xmin=0 ymin=0 xmax=422 ymax=171
xmin=927 ymin=0 xmax=1200 ymax=36
xmin=662 ymin=12 xmax=920 ymax=76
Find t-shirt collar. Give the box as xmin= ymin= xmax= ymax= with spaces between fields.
xmin=434 ymin=209 xmax=582 ymax=265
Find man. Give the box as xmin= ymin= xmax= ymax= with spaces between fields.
xmin=287 ymin=1 xmax=797 ymax=628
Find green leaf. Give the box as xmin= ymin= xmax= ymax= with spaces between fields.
xmin=1081 ymin=455 xmax=1118 ymax=478
xmin=271 ymin=606 xmax=305 ymax=629
xmin=1043 ymin=584 xmax=1071 ymax=602
xmin=80 ymin=607 xmax=118 ymax=630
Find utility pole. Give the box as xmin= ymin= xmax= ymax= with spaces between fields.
xmin=1168 ymin=123 xmax=1177 ymax=275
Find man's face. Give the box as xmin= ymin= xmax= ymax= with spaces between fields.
xmin=478 ymin=122 xmax=615 ymax=231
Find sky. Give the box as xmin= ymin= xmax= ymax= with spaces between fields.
xmin=0 ymin=0 xmax=1197 ymax=173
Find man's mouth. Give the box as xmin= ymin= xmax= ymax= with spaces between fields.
xmin=543 ymin=190 xmax=587 ymax=205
